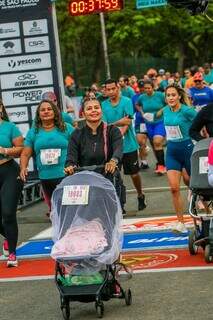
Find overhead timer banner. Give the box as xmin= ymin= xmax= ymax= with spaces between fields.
xmin=0 ymin=0 xmax=61 ymax=174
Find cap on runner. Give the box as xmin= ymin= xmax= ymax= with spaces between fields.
xmin=193 ymin=72 xmax=203 ymax=81
xmin=158 ymin=69 xmax=165 ymax=75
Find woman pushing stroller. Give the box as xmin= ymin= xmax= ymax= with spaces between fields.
xmin=64 ymin=96 xmax=125 ymax=211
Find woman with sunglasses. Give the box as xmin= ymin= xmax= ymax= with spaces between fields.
xmin=0 ymin=100 xmax=24 ymax=267
xmin=20 ymin=99 xmax=74 ymax=215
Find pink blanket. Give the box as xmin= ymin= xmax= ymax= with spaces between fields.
xmin=51 ymin=220 xmax=108 ymax=259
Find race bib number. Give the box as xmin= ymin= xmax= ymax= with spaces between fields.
xmin=140 ymin=123 xmax=147 ymax=133
xmin=199 ymin=157 xmax=209 ymax=174
xmin=143 ymin=113 xmax=154 ymax=122
xmin=40 ymin=149 xmax=61 ymax=165
xmin=165 ymin=126 xmax=183 ymax=140
xmin=62 ymin=185 xmax=90 ymax=205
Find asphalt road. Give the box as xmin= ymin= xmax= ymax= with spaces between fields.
xmin=1 ymin=151 xmax=213 ymax=320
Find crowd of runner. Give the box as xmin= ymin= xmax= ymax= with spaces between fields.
xmin=0 ymin=62 xmax=213 ymax=268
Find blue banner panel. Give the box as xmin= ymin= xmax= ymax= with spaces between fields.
xmin=16 ymin=230 xmax=189 ymax=257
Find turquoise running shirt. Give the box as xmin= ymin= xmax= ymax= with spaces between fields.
xmin=24 ymin=124 xmax=74 ymax=179
xmin=102 ymin=96 xmax=139 ymax=153
xmin=0 ymin=121 xmax=22 ymax=160
xmin=163 ymin=104 xmax=197 ymax=142
xmin=137 ymin=92 xmax=165 ymax=123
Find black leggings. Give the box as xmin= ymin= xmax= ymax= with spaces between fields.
xmin=41 ymin=178 xmax=63 ymax=210
xmin=0 ymin=160 xmax=23 ymax=254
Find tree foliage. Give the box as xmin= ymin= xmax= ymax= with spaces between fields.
xmin=55 ymin=0 xmax=213 ymax=83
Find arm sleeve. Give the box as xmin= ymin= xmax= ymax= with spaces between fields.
xmin=24 ymin=128 xmax=35 ymax=148
xmin=189 ymin=108 xmax=206 ymax=141
xmin=110 ymin=126 xmax=123 ymax=162
xmin=11 ymin=123 xmax=22 ymax=140
xmin=65 ymin=130 xmax=80 ymax=167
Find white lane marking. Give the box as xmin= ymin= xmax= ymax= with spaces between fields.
xmin=1 ymin=266 xmax=213 ymax=282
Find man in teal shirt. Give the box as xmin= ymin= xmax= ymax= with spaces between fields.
xmin=102 ymin=79 xmax=146 ymax=212
xmin=119 ymin=76 xmax=135 ymax=99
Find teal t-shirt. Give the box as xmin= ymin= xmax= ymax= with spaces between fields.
xmin=163 ymin=104 xmax=197 ymax=142
xmin=24 ymin=124 xmax=74 ymax=179
xmin=121 ymin=86 xmax=135 ymax=99
xmin=137 ymin=91 xmax=165 ymax=123
xmin=0 ymin=121 xmax=22 ymax=160
xmin=102 ymin=96 xmax=138 ymax=153
xmin=203 ymin=71 xmax=213 ymax=85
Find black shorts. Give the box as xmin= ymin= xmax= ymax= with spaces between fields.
xmin=122 ymin=150 xmax=140 ymax=175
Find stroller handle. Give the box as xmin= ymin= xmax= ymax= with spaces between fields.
xmin=74 ymin=165 xmax=105 ymax=172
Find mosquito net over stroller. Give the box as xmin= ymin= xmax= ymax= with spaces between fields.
xmin=190 ymin=138 xmax=213 ymax=197
xmin=51 ymin=171 xmax=123 ymax=273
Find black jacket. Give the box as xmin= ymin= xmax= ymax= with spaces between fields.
xmin=189 ymin=103 xmax=213 ymax=141
xmin=65 ymin=122 xmax=123 ymax=168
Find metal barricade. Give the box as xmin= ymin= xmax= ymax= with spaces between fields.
xmin=18 ymin=180 xmax=42 ymax=209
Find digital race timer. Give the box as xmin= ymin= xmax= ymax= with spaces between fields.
xmin=69 ymin=0 xmax=124 ymax=16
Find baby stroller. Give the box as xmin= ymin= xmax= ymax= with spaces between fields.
xmin=51 ymin=168 xmax=132 ymax=319
xmin=188 ymin=138 xmax=213 ymax=263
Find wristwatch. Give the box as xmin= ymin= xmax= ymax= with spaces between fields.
xmin=111 ymin=158 xmax=119 ymax=165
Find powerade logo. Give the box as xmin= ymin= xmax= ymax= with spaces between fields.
xmin=12 ymin=89 xmax=42 ymax=102
xmin=8 ymin=57 xmax=41 ymax=69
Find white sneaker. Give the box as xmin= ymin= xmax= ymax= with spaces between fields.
xmin=172 ymin=222 xmax=188 ymax=234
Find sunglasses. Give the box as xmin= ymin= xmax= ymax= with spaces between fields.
xmin=194 ymin=80 xmax=202 ymax=83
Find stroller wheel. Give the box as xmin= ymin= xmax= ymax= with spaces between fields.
xmin=204 ymin=244 xmax=213 ymax=263
xmin=188 ymin=230 xmax=198 ymax=255
xmin=124 ymin=289 xmax=132 ymax=306
xmin=61 ymin=297 xmax=70 ymax=320
xmin=95 ymin=301 xmax=104 ymax=318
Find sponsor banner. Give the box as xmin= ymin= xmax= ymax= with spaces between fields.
xmin=0 ymin=53 xmax=51 ymax=73
xmin=0 ymin=0 xmax=42 ymax=10
xmin=7 ymin=106 xmax=28 ymax=122
xmin=0 ymin=70 xmax=53 ymax=89
xmin=0 ymin=38 xmax=22 ymax=56
xmin=17 ymin=122 xmax=29 ymax=137
xmin=24 ymin=35 xmax=49 ymax=53
xmin=23 ymin=19 xmax=48 ymax=36
xmin=2 ymin=86 xmax=54 ymax=105
xmin=0 ymin=21 xmax=20 ymax=39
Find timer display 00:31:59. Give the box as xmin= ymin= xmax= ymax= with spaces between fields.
xmin=69 ymin=0 xmax=123 ymax=16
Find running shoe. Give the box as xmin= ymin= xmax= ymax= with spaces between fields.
xmin=138 ymin=194 xmax=147 ymax=211
xmin=7 ymin=253 xmax=18 ymax=267
xmin=140 ymin=162 xmax=149 ymax=170
xmin=3 ymin=239 xmax=9 ymax=257
xmin=155 ymin=165 xmax=166 ymax=175
xmin=172 ymin=222 xmax=188 ymax=234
